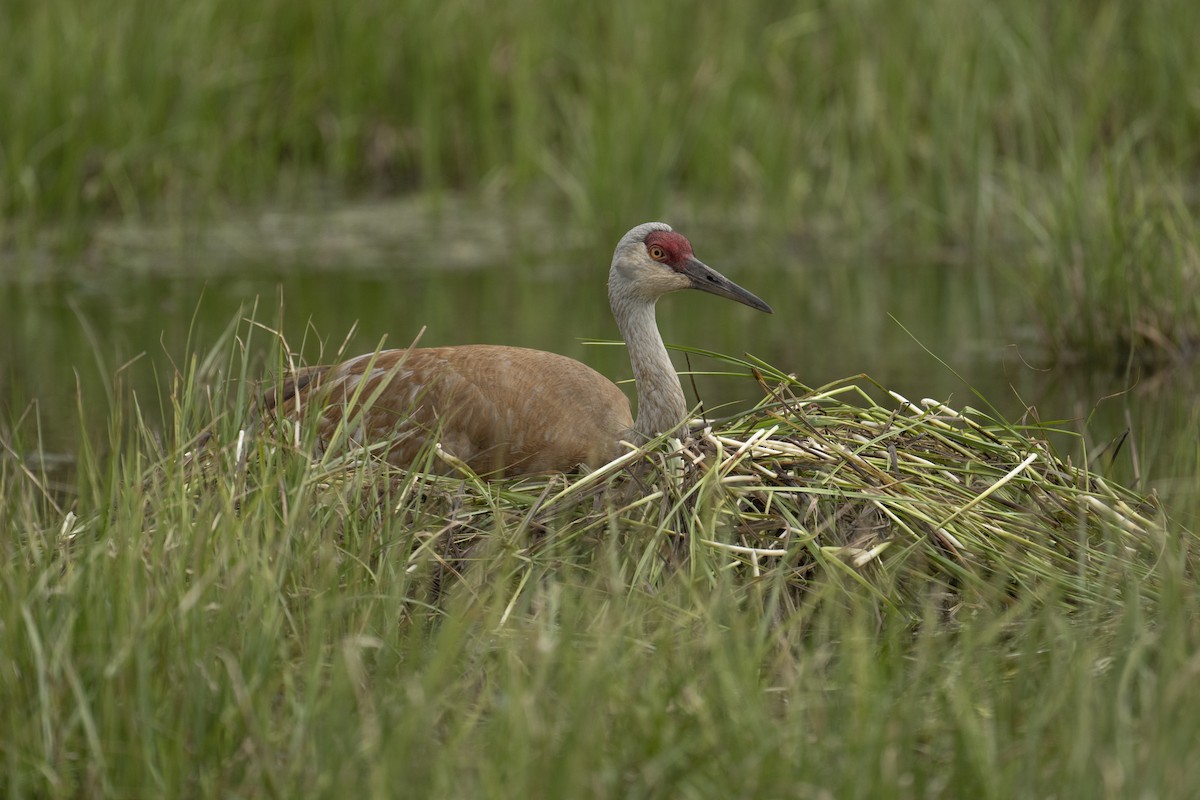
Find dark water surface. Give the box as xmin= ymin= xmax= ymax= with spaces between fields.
xmin=2 ymin=212 xmax=1196 ymax=514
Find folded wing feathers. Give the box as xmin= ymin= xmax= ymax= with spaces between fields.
xmin=262 ymin=345 xmax=633 ymax=476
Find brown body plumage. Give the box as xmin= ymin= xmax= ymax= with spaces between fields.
xmin=263 ymin=223 xmax=771 ymax=477
xmin=263 ymin=345 xmax=633 ymax=475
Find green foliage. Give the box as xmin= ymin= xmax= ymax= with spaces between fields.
xmin=3 ymin=0 xmax=1199 ymax=230
xmin=2 ymin=327 xmax=1198 ymax=797
xmin=1013 ymin=165 xmax=1200 ymax=366
xmin=4 ymin=0 xmax=1199 ymax=363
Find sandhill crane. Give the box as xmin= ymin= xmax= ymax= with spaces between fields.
xmin=263 ymin=222 xmax=772 ymax=476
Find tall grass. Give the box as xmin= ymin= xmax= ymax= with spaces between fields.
xmin=2 ymin=319 xmax=1198 ymax=797
xmin=4 ymin=0 xmax=1199 ymax=230
xmin=4 ymin=0 xmax=1198 ymax=362
xmin=4 ymin=506 xmax=1199 ymax=797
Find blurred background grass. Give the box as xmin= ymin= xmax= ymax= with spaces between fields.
xmin=3 ymin=0 xmax=1198 ymax=363
xmin=2 ymin=0 xmax=1196 ymax=227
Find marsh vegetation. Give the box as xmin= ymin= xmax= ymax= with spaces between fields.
xmin=3 ymin=0 xmax=1199 ymax=796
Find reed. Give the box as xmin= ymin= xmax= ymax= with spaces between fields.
xmin=5 ymin=0 xmax=1199 ymax=363
xmin=3 ymin=320 xmax=1194 ymax=796
xmin=5 ymin=0 xmax=1200 ymax=230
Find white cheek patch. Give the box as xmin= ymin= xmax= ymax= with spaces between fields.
xmin=649 ymin=271 xmax=692 ymax=295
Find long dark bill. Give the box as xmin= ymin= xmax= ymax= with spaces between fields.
xmin=682 ymin=257 xmax=773 ymax=314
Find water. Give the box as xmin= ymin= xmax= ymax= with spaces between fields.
xmin=2 ymin=203 xmax=1196 ymax=513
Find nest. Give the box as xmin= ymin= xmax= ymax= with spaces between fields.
xmin=188 ymin=373 xmax=1167 ymax=615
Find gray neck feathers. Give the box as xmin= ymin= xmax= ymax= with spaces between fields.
xmin=609 ymin=290 xmax=687 ymax=438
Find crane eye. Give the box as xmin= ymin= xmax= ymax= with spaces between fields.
xmin=648 ymin=245 xmax=667 ymax=261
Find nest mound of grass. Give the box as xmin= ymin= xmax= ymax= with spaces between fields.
xmin=199 ymin=367 xmax=1166 ymax=614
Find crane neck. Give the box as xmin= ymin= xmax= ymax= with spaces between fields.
xmin=609 ymin=291 xmax=688 ymax=439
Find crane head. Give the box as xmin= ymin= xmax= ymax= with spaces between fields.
xmin=609 ymin=222 xmax=773 ymax=313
